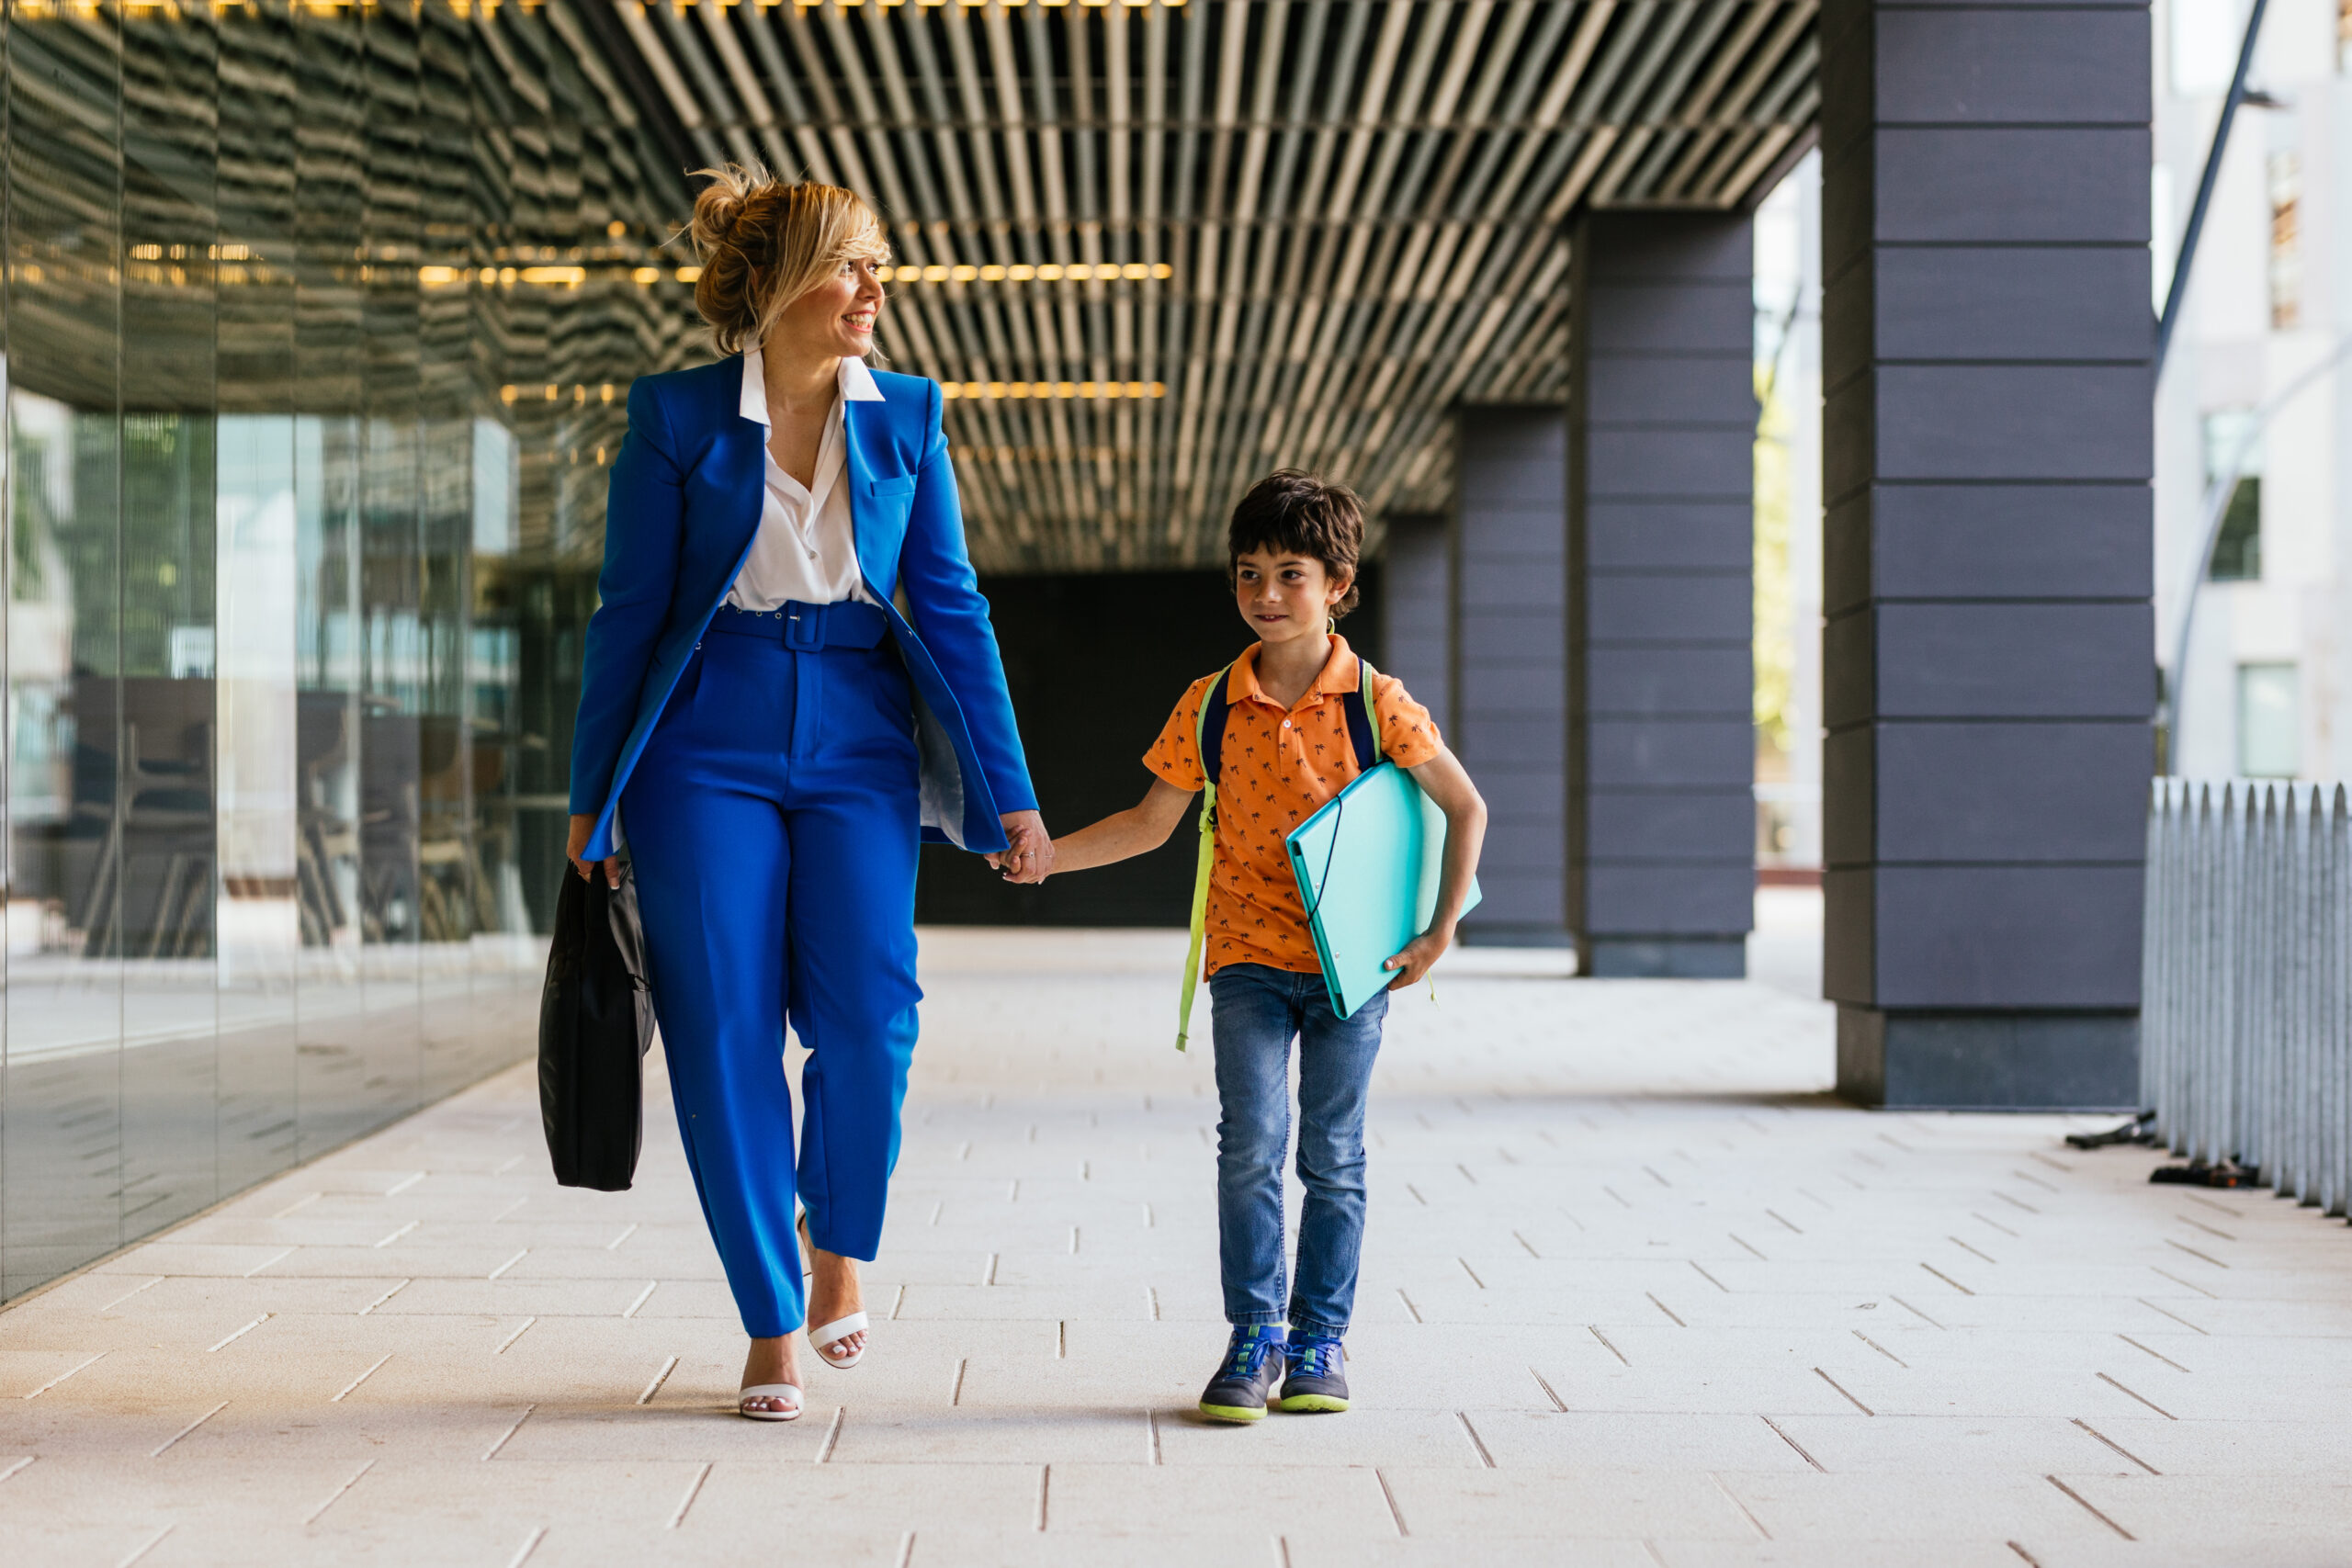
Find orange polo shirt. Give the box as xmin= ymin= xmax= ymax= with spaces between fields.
xmin=1146 ymin=636 xmax=1443 ymax=977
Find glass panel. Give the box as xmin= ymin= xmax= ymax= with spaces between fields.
xmin=418 ymin=0 xmax=477 ymax=1100
xmin=2210 ymin=479 xmax=2260 ymax=581
xmin=292 ymin=5 xmax=371 ymax=1158
xmin=2237 ymin=663 xmax=2301 ymax=779
xmin=119 ymin=0 xmax=220 ymax=1241
xmin=6 ymin=4 xmax=125 ymax=1298
xmin=357 ymin=0 xmax=424 ymax=1131
xmin=214 ymin=0 xmax=301 ymax=1197
xmin=2203 ymin=410 xmax=2261 ymax=582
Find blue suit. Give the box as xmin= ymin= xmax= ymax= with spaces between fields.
xmin=569 ymin=356 xmax=1034 ymax=1337
xmin=571 ymin=358 xmax=1035 ymax=860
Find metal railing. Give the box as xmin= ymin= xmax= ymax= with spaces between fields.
xmin=2141 ymin=779 xmax=2352 ymax=1209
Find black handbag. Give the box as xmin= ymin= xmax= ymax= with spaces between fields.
xmin=538 ymin=862 xmax=656 ymax=1190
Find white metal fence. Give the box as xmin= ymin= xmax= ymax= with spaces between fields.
xmin=2141 ymin=780 xmax=2352 ymax=1207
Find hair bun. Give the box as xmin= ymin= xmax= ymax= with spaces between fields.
xmin=688 ymin=169 xmax=753 ymax=260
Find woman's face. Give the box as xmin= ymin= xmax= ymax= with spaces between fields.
xmin=770 ymin=253 xmax=888 ymax=362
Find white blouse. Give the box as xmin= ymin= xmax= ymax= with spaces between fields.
xmin=726 ymin=346 xmax=887 ymax=611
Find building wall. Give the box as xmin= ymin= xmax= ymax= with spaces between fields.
xmin=914 ymin=565 xmax=1387 ymax=930
xmin=1820 ymin=0 xmax=2154 ymax=1108
xmin=1454 ymin=410 xmax=1570 ymax=942
xmin=1569 ymin=213 xmax=1758 ymax=976
xmin=0 ymin=2 xmax=696 ymax=1303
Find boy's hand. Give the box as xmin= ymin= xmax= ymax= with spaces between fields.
xmin=1383 ymin=923 xmax=1453 ymax=990
xmin=989 ymin=810 xmax=1055 ymax=884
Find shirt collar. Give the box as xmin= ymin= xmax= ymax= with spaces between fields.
xmin=738 ymin=347 xmax=886 ymax=428
xmin=1229 ymin=635 xmax=1356 ymax=709
xmin=840 ymin=355 xmax=886 ymax=402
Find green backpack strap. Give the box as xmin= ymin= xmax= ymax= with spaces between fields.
xmin=1175 ymin=664 xmax=1234 ymax=1052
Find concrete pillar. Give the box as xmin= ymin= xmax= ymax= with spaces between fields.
xmin=1379 ymin=513 xmax=1453 ymax=739
xmin=1819 ymin=0 xmax=2154 ymax=1108
xmin=1567 ymin=213 xmax=1758 ymax=978
xmin=1453 ymin=411 xmax=1568 ymax=943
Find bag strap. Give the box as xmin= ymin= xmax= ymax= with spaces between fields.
xmin=1345 ymin=654 xmax=1381 ymax=772
xmin=1197 ymin=663 xmax=1235 ymax=788
xmin=1176 ymin=664 xmax=1235 ymax=1052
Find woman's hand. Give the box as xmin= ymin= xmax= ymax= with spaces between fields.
xmin=989 ymin=810 xmax=1054 ymax=885
xmin=567 ymin=814 xmax=622 ymax=888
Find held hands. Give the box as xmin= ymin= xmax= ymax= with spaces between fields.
xmin=1383 ymin=920 xmax=1455 ymax=990
xmin=987 ymin=810 xmax=1055 ymax=885
xmin=567 ymin=814 xmax=622 ymax=889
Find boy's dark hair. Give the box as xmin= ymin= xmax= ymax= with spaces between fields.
xmin=1226 ymin=469 xmax=1364 ymax=618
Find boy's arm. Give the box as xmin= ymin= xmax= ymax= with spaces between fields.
xmin=1385 ymin=745 xmax=1488 ymax=988
xmin=992 ymin=777 xmax=1197 ymax=884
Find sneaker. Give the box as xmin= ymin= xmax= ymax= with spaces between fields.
xmin=1277 ymin=1334 xmax=1349 ymax=1412
xmin=1198 ymin=1325 xmax=1287 ymax=1423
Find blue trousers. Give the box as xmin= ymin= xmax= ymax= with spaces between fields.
xmin=621 ymin=602 xmax=922 ymax=1338
xmin=1208 ymin=963 xmax=1388 ymax=1338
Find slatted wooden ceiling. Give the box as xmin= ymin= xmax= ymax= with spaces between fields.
xmin=605 ymin=0 xmax=1817 ymax=569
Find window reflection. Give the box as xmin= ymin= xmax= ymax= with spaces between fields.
xmin=1 ymin=0 xmax=696 ymax=1302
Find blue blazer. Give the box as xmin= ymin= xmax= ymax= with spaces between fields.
xmin=568 ymin=357 xmax=1036 ymax=860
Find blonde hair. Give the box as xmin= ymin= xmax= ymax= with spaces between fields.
xmin=686 ymin=165 xmax=890 ymax=355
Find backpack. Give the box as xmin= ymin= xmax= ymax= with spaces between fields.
xmin=1174 ymin=655 xmax=1383 ymax=1050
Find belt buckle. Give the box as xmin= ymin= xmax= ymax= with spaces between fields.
xmin=783 ymin=604 xmax=824 ymax=651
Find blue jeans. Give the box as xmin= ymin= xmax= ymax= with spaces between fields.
xmin=1208 ymin=963 xmax=1388 ymax=1338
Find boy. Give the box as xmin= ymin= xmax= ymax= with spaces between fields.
xmin=996 ymin=470 xmax=1487 ymax=1421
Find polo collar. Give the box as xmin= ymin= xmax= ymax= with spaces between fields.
xmin=738 ymin=346 xmax=885 ymax=428
xmin=1229 ymin=635 xmax=1358 ymax=709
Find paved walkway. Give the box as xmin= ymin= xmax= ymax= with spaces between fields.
xmin=5 ymin=923 xmax=2350 ymax=1566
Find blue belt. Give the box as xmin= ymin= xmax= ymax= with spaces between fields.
xmin=706 ymin=599 xmax=893 ymax=763
xmin=709 ymin=598 xmax=888 ymax=650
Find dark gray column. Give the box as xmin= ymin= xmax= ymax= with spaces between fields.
xmin=1453 ymin=411 xmax=1568 ymax=942
xmin=1567 ymin=213 xmax=1758 ymax=978
xmin=1379 ymin=513 xmax=1453 ymax=739
xmin=1820 ymin=0 xmax=2154 ymax=1109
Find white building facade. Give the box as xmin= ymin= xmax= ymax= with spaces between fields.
xmin=2160 ymin=0 xmax=2352 ymax=782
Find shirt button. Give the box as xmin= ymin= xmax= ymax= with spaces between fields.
xmin=1282 ymin=719 xmax=1291 ymax=729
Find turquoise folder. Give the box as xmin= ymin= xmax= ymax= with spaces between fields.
xmin=1285 ymin=761 xmax=1482 ymax=1020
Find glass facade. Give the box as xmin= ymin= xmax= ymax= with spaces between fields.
xmin=1 ymin=0 xmax=697 ymax=1302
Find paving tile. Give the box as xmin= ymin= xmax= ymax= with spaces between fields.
xmin=89 ymin=1245 xmax=303 ymax=1279
xmin=1044 ymin=1461 xmax=1399 ymax=1537
xmin=1153 ymin=1406 xmax=1487 ymax=1468
xmin=1645 ymin=1543 xmax=2045 ymax=1567
xmin=2071 ymin=1416 xmax=2352 ymax=1476
xmin=1466 ymin=1411 xmax=1816 ymax=1472
xmin=1763 ymin=1414 xmax=2134 ymax=1475
xmin=1375 ymin=1466 xmax=1761 ymax=1540
xmin=689 ymin=1458 xmax=1044 ymax=1531
xmin=825 ymin=1404 xmax=1151 ymax=1465
xmin=2052 ymin=1473 xmax=2352 ymax=1548
xmin=1715 ymin=1471 xmax=2134 ymax=1542
xmin=1280 ymin=1543 xmax=1659 ymax=1568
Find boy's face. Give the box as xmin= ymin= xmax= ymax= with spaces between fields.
xmin=1233 ymin=547 xmax=1352 ymax=648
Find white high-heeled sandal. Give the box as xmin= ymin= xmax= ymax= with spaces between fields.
xmin=738 ymin=1382 xmax=803 ymax=1422
xmin=797 ymin=1213 xmax=869 ymax=1371
xmin=809 ymin=1313 xmax=868 ymax=1371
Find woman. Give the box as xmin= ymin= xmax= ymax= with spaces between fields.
xmin=566 ymin=169 xmax=1049 ymax=1421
